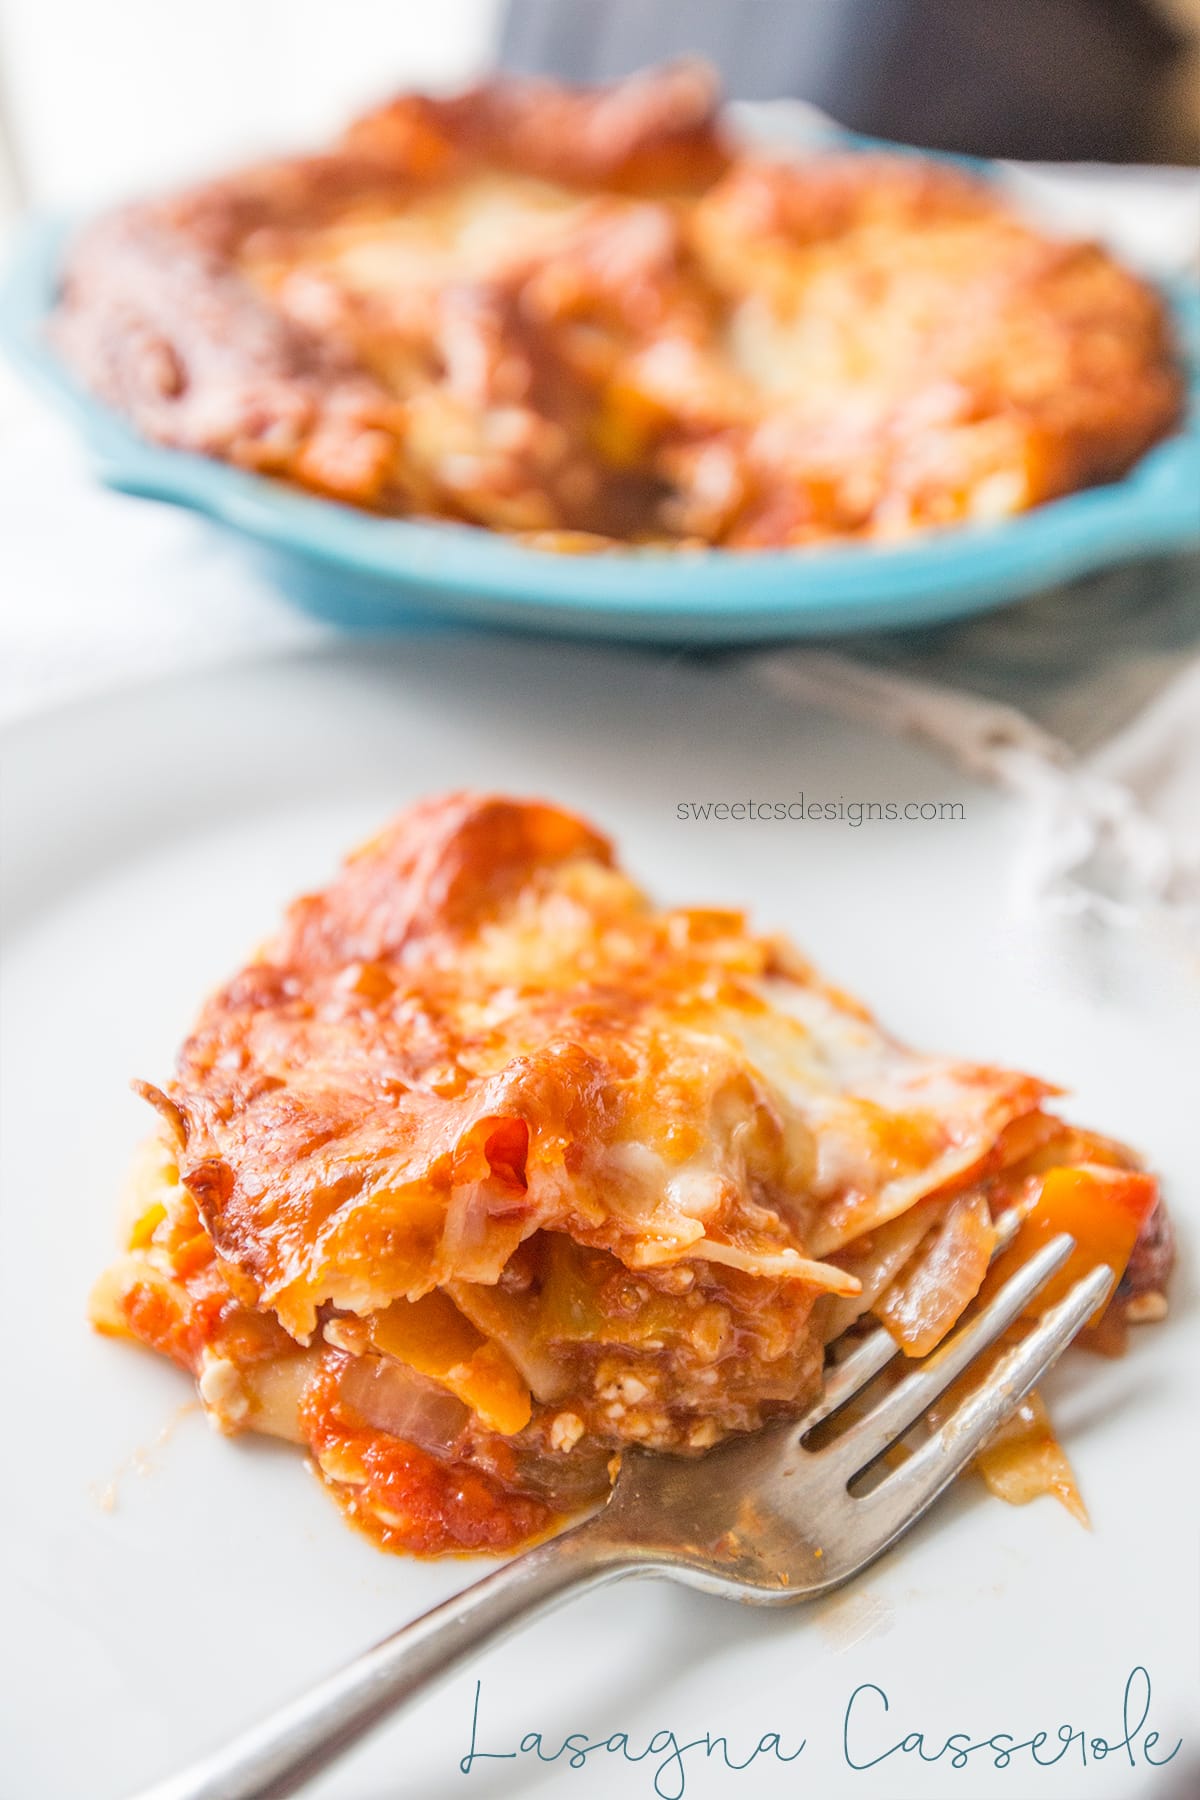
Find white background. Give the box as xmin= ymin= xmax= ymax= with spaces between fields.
xmin=0 ymin=0 xmax=501 ymax=209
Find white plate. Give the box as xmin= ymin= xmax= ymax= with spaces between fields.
xmin=1 ymin=638 xmax=1196 ymax=1800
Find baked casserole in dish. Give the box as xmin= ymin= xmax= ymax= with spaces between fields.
xmin=54 ymin=62 xmax=1184 ymax=553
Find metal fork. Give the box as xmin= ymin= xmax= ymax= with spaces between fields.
xmin=134 ymin=1235 xmax=1111 ymax=1800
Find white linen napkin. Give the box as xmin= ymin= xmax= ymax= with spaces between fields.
xmin=753 ymin=601 xmax=1200 ymax=938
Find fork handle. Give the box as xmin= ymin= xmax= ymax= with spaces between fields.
xmin=130 ymin=1518 xmax=639 ymax=1800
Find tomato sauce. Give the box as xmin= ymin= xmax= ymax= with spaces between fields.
xmin=299 ymin=1356 xmax=551 ymax=1556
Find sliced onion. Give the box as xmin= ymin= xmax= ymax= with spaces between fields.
xmin=875 ymin=1190 xmax=995 ymax=1357
xmin=814 ymin=1197 xmax=951 ymax=1345
xmin=338 ymin=1353 xmax=469 ymax=1455
xmin=975 ymin=1389 xmax=1088 ymax=1525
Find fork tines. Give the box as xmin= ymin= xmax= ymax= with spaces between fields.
xmin=801 ymin=1233 xmax=1113 ymax=1548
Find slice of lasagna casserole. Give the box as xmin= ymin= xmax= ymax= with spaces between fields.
xmin=90 ymin=794 xmax=1172 ymax=1554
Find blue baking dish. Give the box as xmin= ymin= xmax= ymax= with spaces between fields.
xmin=2 ymin=198 xmax=1196 ymax=644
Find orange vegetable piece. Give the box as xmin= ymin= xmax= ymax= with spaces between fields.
xmin=369 ymin=1291 xmax=532 ymax=1436
xmin=986 ymin=1164 xmax=1158 ymax=1325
